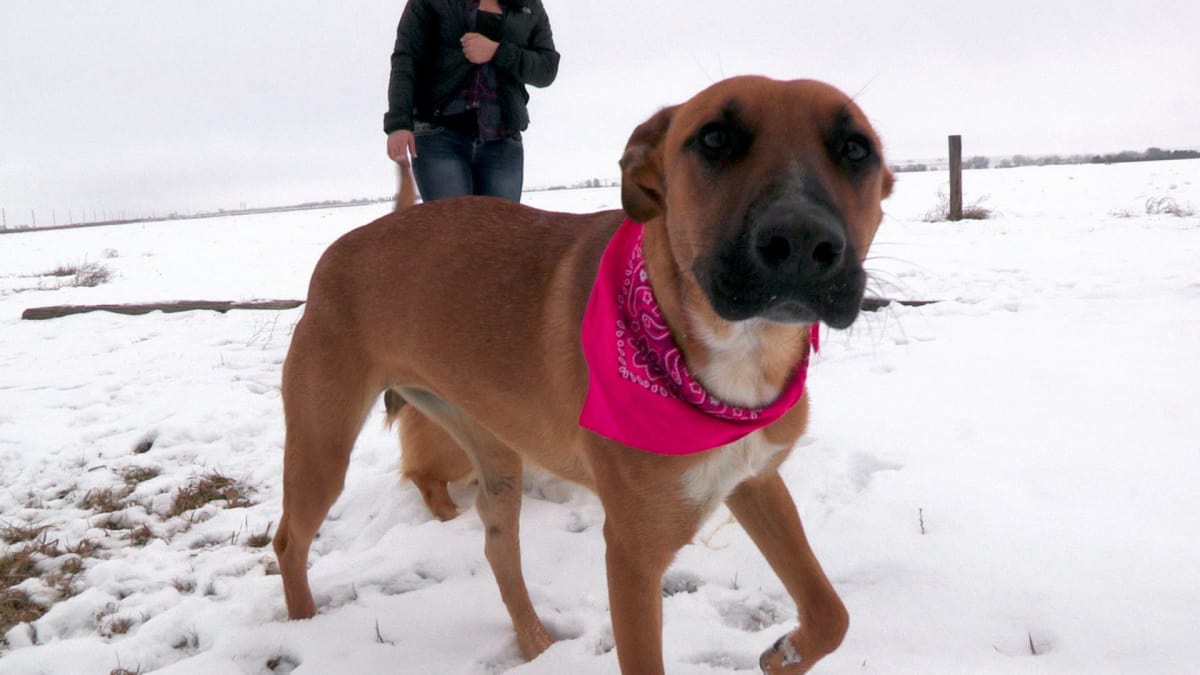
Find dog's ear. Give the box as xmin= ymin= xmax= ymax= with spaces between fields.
xmin=620 ymin=105 xmax=676 ymax=222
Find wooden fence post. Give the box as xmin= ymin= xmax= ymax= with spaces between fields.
xmin=948 ymin=134 xmax=963 ymax=221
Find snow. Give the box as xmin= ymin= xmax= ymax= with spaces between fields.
xmin=1 ymin=160 xmax=1198 ymax=674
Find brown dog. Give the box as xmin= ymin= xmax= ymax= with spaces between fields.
xmin=275 ymin=75 xmax=892 ymax=674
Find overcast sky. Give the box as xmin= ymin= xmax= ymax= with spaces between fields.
xmin=2 ymin=1 xmax=1197 ymax=224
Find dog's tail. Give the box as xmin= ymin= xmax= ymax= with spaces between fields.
xmin=384 ymin=165 xmax=416 ymax=421
xmin=395 ymin=161 xmax=418 ymax=211
xmin=383 ymin=389 xmax=407 ymax=428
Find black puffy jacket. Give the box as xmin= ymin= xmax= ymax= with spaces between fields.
xmin=383 ymin=0 xmax=560 ymax=134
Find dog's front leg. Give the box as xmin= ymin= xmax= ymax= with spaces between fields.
xmin=600 ymin=477 xmax=705 ymax=674
xmin=726 ymin=471 xmax=848 ymax=674
xmin=604 ymin=521 xmax=670 ymax=674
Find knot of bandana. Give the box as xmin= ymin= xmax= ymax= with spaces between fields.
xmin=579 ymin=219 xmax=817 ymax=455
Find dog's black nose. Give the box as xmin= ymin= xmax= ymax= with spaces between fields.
xmin=751 ymin=215 xmax=846 ymax=282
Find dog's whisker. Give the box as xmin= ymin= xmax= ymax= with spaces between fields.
xmin=849 ymin=73 xmax=881 ymax=102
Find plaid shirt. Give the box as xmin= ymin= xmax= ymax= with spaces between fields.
xmin=439 ymin=0 xmax=511 ymax=140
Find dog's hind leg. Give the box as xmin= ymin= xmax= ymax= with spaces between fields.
xmin=726 ymin=471 xmax=847 ymax=674
xmin=274 ymin=333 xmax=378 ymax=620
xmin=398 ymin=387 xmax=554 ymax=660
xmin=471 ymin=434 xmax=555 ymax=660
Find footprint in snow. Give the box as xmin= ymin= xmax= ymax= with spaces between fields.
xmin=661 ymin=569 xmax=703 ymax=596
xmin=377 ymin=563 xmax=447 ymax=596
xmin=717 ymin=596 xmax=789 ymax=633
xmin=848 ymin=452 xmax=903 ymax=493
xmin=684 ymin=649 xmax=760 ymax=671
xmin=266 ymin=653 xmax=301 ymax=674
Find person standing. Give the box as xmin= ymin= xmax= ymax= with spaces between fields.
xmin=384 ymin=0 xmax=559 ymax=203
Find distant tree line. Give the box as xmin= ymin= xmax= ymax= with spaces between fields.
xmin=893 ymin=156 xmax=991 ymax=173
xmin=999 ymin=147 xmax=1200 ymax=168
xmin=538 ymin=177 xmax=619 ymax=191
xmin=892 ymin=147 xmax=1200 ymax=173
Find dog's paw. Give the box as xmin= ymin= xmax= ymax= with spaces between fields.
xmin=758 ymin=633 xmax=810 ymax=674
xmin=412 ymin=476 xmax=462 ymax=521
xmin=516 ymin=621 xmax=556 ymax=661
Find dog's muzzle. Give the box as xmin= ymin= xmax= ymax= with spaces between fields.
xmin=697 ymin=195 xmax=866 ymax=329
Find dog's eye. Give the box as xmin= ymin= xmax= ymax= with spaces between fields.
xmin=699 ymin=123 xmax=731 ymax=153
xmin=690 ymin=118 xmax=751 ymax=166
xmin=842 ymin=136 xmax=871 ymax=163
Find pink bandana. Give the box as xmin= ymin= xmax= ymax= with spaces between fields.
xmin=579 ymin=219 xmax=818 ymax=455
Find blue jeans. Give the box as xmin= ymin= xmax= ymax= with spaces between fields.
xmin=412 ymin=122 xmax=524 ymax=203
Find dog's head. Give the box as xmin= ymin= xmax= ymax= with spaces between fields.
xmin=621 ymin=76 xmax=893 ymax=330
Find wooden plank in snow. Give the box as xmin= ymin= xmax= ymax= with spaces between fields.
xmin=21 ymin=299 xmax=305 ymax=321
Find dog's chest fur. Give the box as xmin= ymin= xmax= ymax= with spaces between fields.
xmin=680 ymin=318 xmax=793 ymax=512
xmin=681 ymin=431 xmax=788 ymax=512
xmin=689 ymin=315 xmax=784 ymax=407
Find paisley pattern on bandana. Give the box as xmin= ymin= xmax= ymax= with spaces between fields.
xmin=579 ymin=219 xmax=818 ymax=455
xmin=615 ymin=232 xmax=770 ymax=421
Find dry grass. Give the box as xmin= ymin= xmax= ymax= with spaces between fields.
xmin=45 ymin=554 xmax=87 ymax=594
xmin=79 ymin=487 xmax=131 ymax=514
xmin=0 ymin=589 xmax=45 ymax=636
xmin=99 ymin=613 xmax=136 ymax=637
xmin=95 ymin=602 xmax=141 ymax=639
xmin=123 ymin=525 xmax=155 ymax=547
xmin=64 ymin=539 xmax=100 ymax=559
xmin=1 ymin=535 xmax=93 ymax=598
xmin=168 ymin=472 xmax=253 ymax=518
xmin=922 ymin=192 xmax=993 ymax=222
xmin=1145 ymin=196 xmax=1195 ymax=217
xmin=173 ymin=626 xmax=200 ymax=653
xmin=0 ymin=536 xmax=63 ymax=639
xmin=43 ymin=260 xmax=114 ymax=288
xmin=121 ymin=466 xmax=161 ymax=487
xmin=73 ymin=261 xmax=113 ymax=287
xmin=1111 ymin=196 xmax=1196 ymax=219
xmin=0 ymin=538 xmax=57 ymax=588
xmin=2 ymin=470 xmax=258 ymax=646
xmin=1 ymin=522 xmax=50 ymax=545
xmin=244 ymin=523 xmax=273 ymax=549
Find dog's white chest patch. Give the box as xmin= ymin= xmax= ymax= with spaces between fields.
xmin=682 ymin=432 xmax=788 ymax=512
xmin=690 ymin=318 xmax=781 ymax=408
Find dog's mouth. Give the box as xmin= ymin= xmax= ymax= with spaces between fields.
xmin=695 ymin=221 xmax=867 ymax=329
xmin=690 ymin=181 xmax=872 ymax=329
xmin=700 ymin=260 xmax=866 ymax=329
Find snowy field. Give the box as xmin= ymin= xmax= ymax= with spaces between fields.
xmin=1 ymin=160 xmax=1198 ymax=674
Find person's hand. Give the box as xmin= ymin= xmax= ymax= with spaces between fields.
xmin=387 ymin=130 xmax=416 ymax=165
xmin=461 ymin=32 xmax=499 ymax=64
